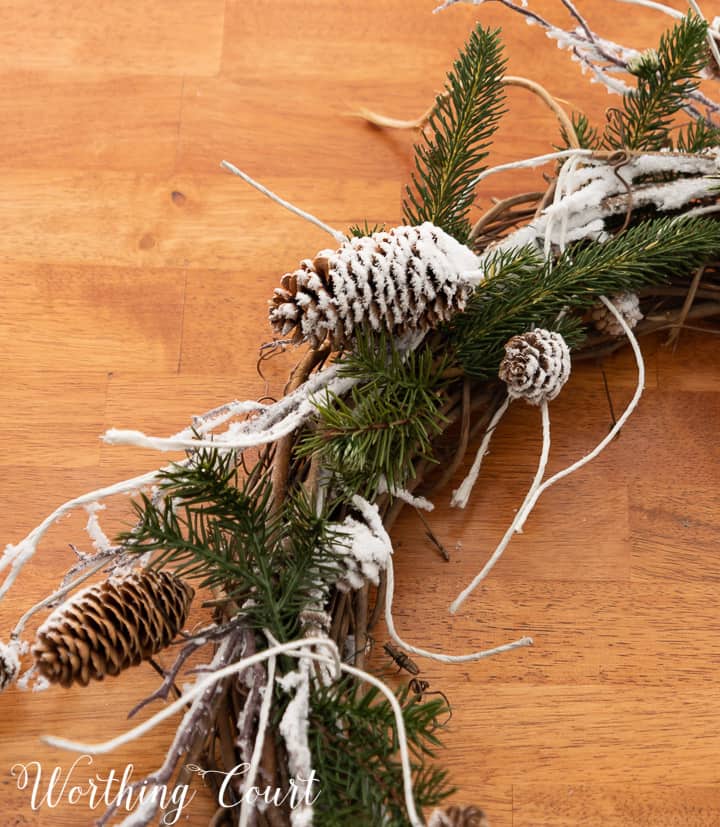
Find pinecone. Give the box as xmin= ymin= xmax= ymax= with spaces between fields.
xmin=269 ymin=222 xmax=480 ymax=349
xmin=33 ymin=570 xmax=194 ymax=687
xmin=499 ymin=328 xmax=571 ymax=405
xmin=590 ymin=292 xmax=643 ymax=337
xmin=0 ymin=640 xmax=20 ymax=691
xmin=428 ymin=805 xmax=489 ymax=827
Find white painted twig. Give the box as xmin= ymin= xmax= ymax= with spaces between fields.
xmin=386 ymin=555 xmax=533 ymax=661
xmin=347 ymin=496 xmax=532 ymax=661
xmin=615 ymin=0 xmax=720 ymax=68
xmin=613 ymin=0 xmax=683 ymax=17
xmin=451 ymin=395 xmax=510 ymax=509
xmin=513 ymin=295 xmax=645 ymax=534
xmin=543 ymin=153 xmax=584 ymax=260
xmin=469 ymin=149 xmax=593 ymax=190
xmin=339 ymin=660 xmax=423 ymax=827
xmin=690 ymin=0 xmax=720 ymax=70
xmin=680 ymin=203 xmax=720 ymax=218
xmin=238 ymin=653 xmax=276 ymax=827
xmin=221 ymin=160 xmax=346 ymax=245
xmin=449 ymin=399 xmax=551 ymax=615
xmin=1 ymin=398 xmax=274 ymax=603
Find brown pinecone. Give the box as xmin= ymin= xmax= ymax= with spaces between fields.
xmin=499 ymin=328 xmax=571 ymax=405
xmin=429 ymin=805 xmax=489 ymax=827
xmin=589 ymin=291 xmax=642 ymax=337
xmin=33 ymin=570 xmax=194 ymax=687
xmin=269 ymin=222 xmax=480 ymax=349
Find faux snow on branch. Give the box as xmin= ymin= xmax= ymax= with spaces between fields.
xmin=490 ymin=150 xmax=720 ymax=255
xmin=330 ymin=499 xmax=393 ymax=592
xmin=435 ymin=0 xmax=720 ymax=116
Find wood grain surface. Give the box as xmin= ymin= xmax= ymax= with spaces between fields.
xmin=1 ymin=1 xmax=719 ymax=825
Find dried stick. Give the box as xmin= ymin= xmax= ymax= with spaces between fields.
xmin=272 ymin=344 xmax=330 ymax=511
xmin=353 ymin=74 xmax=580 ymax=148
xmin=666 ymin=265 xmax=705 ymax=348
xmin=468 ymin=191 xmax=544 ymax=245
xmin=353 ymin=585 xmax=370 ymax=671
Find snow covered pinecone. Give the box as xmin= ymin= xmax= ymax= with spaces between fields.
xmin=590 ymin=292 xmax=643 ymax=337
xmin=33 ymin=570 xmax=194 ymax=687
xmin=0 ymin=640 xmax=20 ymax=691
xmin=269 ymin=222 xmax=480 ymax=349
xmin=428 ymin=806 xmax=489 ymax=827
xmin=499 ymin=328 xmax=571 ymax=405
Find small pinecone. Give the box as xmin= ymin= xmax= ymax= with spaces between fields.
xmin=429 ymin=805 xmax=489 ymax=827
xmin=33 ymin=570 xmax=194 ymax=688
xmin=269 ymin=222 xmax=479 ymax=349
xmin=590 ymin=292 xmax=643 ymax=337
xmin=499 ymin=328 xmax=571 ymax=405
xmin=0 ymin=640 xmax=20 ymax=691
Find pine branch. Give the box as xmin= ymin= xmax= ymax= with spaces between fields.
xmin=403 ymin=24 xmax=506 ymax=243
xmin=297 ymin=332 xmax=449 ymax=498
xmin=603 ymin=15 xmax=709 ymax=151
xmin=309 ymin=678 xmax=454 ymax=825
xmin=452 ymin=216 xmax=720 ymax=377
xmin=348 ymin=221 xmax=386 ymax=238
xmin=118 ymin=448 xmax=341 ymax=641
xmin=560 ymin=111 xmax=601 ymax=151
xmin=675 ymin=117 xmax=720 ymax=152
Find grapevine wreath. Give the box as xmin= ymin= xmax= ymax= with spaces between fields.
xmin=4 ymin=1 xmax=720 ymax=825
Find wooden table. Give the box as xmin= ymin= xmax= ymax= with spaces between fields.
xmin=1 ymin=1 xmax=719 ymax=824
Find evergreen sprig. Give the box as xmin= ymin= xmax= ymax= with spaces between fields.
xmin=603 ymin=14 xmax=709 ymax=151
xmin=348 ymin=221 xmax=386 ymax=238
xmin=560 ymin=111 xmax=601 ymax=151
xmin=452 ymin=215 xmax=720 ymax=377
xmin=298 ymin=332 xmax=449 ymax=498
xmin=309 ymin=678 xmax=454 ymax=825
xmin=675 ymin=116 xmax=720 ymax=152
xmin=403 ymin=24 xmax=506 ymax=243
xmin=118 ymin=448 xmax=341 ymax=641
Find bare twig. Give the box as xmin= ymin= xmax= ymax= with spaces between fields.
xmin=667 ymin=266 xmax=705 ymax=348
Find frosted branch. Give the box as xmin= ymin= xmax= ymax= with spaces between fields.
xmin=0 ymin=467 xmax=167 ymax=603
xmin=103 ymin=365 xmax=360 ymax=451
xmin=490 ymin=151 xmax=720 ymax=255
xmin=437 ymin=0 xmax=720 ymax=115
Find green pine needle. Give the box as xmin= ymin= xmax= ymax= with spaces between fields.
xmin=309 ymin=678 xmax=454 ymax=825
xmin=117 ymin=447 xmax=342 ymax=641
xmin=297 ymin=331 xmax=449 ymax=499
xmin=452 ymin=215 xmax=720 ymax=377
xmin=348 ymin=221 xmax=386 ymax=238
xmin=403 ymin=24 xmax=506 ymax=243
xmin=559 ymin=111 xmax=601 ymax=151
xmin=675 ymin=117 xmax=720 ymax=152
xmin=604 ymin=14 xmax=709 ymax=151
